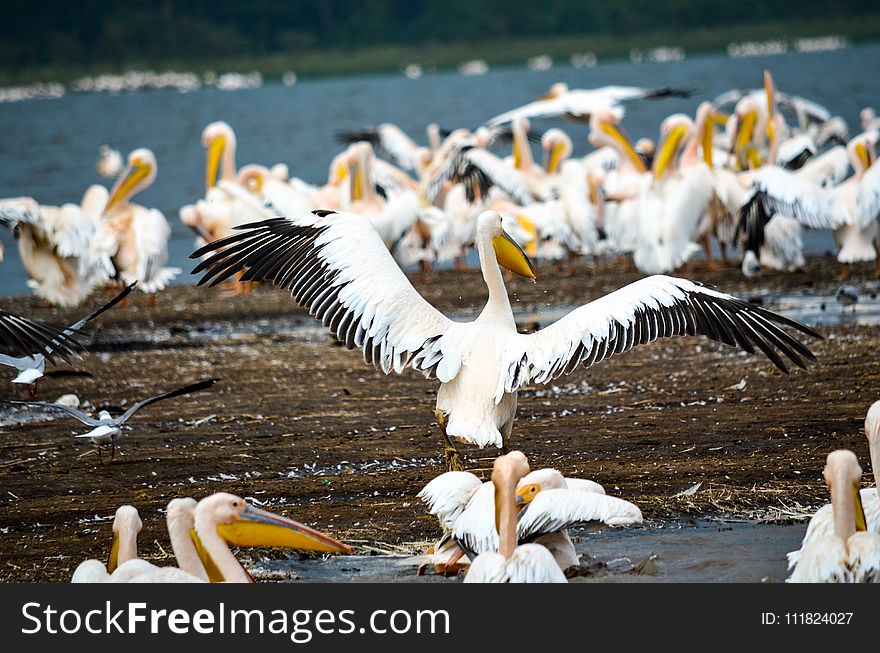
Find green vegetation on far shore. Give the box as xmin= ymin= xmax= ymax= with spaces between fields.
xmin=4 ymin=15 xmax=880 ymax=87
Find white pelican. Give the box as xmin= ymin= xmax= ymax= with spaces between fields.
xmin=8 ymin=378 xmax=216 ymax=459
xmin=737 ymin=131 xmax=880 ymax=279
xmin=787 ymin=402 xmax=880 ymax=570
xmin=337 ymin=123 xmax=430 ymax=175
xmin=486 ymin=82 xmax=691 ymax=127
xmin=420 ymin=464 xmax=617 ymax=573
xmin=100 ymin=148 xmax=179 ymax=294
xmin=634 ymin=105 xmax=715 ymax=274
xmin=0 ymin=187 xmax=113 ymax=306
xmin=194 ymin=209 xmax=820 ymax=469
xmin=788 ymin=450 xmax=880 ymax=583
xmin=96 ymin=145 xmax=124 ymax=179
xmin=0 ymin=283 xmax=132 ymax=394
xmin=463 ymin=452 xmax=567 ymax=583
xmin=72 ymin=505 xmax=143 ymax=582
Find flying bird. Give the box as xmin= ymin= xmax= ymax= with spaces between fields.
xmin=6 ymin=378 xmax=217 ymax=460
xmin=0 ymin=282 xmax=134 ymax=394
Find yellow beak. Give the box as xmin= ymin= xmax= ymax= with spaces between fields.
xmin=189 ymin=528 xmax=227 ymax=583
xmin=216 ymin=504 xmax=353 ymax=554
xmin=599 ymin=120 xmax=647 ymax=173
xmin=854 ymin=484 xmax=868 ymax=532
xmin=734 ymin=110 xmax=757 ymax=156
xmin=106 ymin=533 xmax=120 ymax=573
xmin=350 ymin=160 xmax=364 ymax=202
xmin=206 ymin=135 xmax=226 ymax=191
xmin=515 ymin=215 xmax=539 ymax=258
xmin=106 ymin=163 xmax=149 ymax=212
xmin=545 ymin=142 xmax=564 ymax=174
xmin=855 ymin=142 xmax=871 ymax=171
xmin=654 ymin=124 xmax=689 ymax=181
xmin=492 ymin=229 xmax=537 ymax=279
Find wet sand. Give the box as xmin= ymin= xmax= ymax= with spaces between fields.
xmin=0 ymin=255 xmax=878 ymax=582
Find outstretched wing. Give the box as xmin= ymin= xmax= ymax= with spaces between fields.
xmin=192 ymin=211 xmax=455 ymax=377
xmin=498 ymin=275 xmax=821 ymax=397
xmin=1 ymin=400 xmax=99 ymax=426
xmin=115 ymin=378 xmax=217 ymax=424
xmin=0 ymin=312 xmax=85 ymax=363
xmin=517 ymin=489 xmax=643 ymax=542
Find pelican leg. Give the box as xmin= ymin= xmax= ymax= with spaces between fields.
xmin=436 ymin=409 xmax=463 ymax=471
xmin=837 ymin=263 xmax=851 ymax=282
xmin=702 ymin=235 xmax=716 ymax=271
xmin=719 ymin=242 xmax=729 ymax=266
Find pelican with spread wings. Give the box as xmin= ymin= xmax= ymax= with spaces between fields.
xmin=193 ymin=209 xmax=820 ymax=469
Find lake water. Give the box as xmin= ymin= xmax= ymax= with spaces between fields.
xmin=1 ymin=44 xmax=877 ymax=297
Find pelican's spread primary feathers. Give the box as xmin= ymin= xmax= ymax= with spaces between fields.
xmin=193 ymin=209 xmax=820 ymax=458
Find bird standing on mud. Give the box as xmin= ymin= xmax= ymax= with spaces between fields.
xmin=194 ymin=209 xmax=821 ymax=470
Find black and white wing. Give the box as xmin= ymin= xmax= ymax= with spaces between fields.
xmin=497 ymin=275 xmax=821 ymax=397
xmin=192 ymin=212 xmax=457 ymax=378
xmin=428 ymin=146 xmax=533 ymax=205
xmin=0 ymin=311 xmax=86 ymax=363
xmin=338 ymin=123 xmax=422 ymax=172
xmin=114 ymin=378 xmax=217 ymax=425
xmin=736 ymin=166 xmax=846 ymax=254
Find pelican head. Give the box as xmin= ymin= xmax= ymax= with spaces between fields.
xmin=731 ymin=97 xmax=766 ymax=161
xmin=542 ymin=129 xmax=573 ymax=174
xmin=590 ymin=111 xmax=646 ymax=173
xmin=515 ymin=468 xmax=567 ymax=506
xmin=847 ymin=132 xmax=877 ymax=177
xmin=347 ymin=142 xmax=376 ymax=202
xmin=238 ymin=164 xmax=270 ymax=194
xmin=540 ymin=82 xmax=568 ymax=100
xmin=197 ymin=492 xmax=352 ymax=555
xmin=477 ymin=210 xmax=536 ymax=280
xmin=861 ymin=107 xmax=877 ymax=132
xmin=107 ymin=505 xmax=142 ymax=573
xmin=654 ymin=114 xmax=694 ymax=181
xmin=203 ymin=121 xmax=236 ymax=191
xmin=824 ymin=450 xmax=868 ymax=540
xmin=106 ymin=148 xmax=157 ymax=212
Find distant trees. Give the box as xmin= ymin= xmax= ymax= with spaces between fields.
xmin=1 ymin=0 xmax=875 ymax=71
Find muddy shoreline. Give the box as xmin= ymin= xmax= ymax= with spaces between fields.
xmin=1 ymin=255 xmax=878 ymax=582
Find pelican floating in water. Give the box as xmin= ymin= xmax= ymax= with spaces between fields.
xmin=420 ymin=462 xmax=634 ymax=574
xmin=463 ymin=452 xmax=567 ymax=583
xmin=193 ymin=209 xmax=820 ymax=469
xmin=0 ymin=283 xmax=132 ymax=394
xmin=7 ymin=378 xmax=216 ymax=460
xmin=788 ymin=450 xmax=880 ymax=583
xmin=787 ymin=401 xmax=880 ymax=570
xmin=99 ymin=148 xmax=179 ymax=294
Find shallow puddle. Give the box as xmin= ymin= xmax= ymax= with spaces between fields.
xmin=253 ymin=520 xmax=806 ymax=583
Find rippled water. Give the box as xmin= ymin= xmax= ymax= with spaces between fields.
xmin=1 ymin=44 xmax=877 ymax=296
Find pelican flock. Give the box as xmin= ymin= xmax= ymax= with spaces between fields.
xmin=1 ymin=59 xmax=879 ymax=587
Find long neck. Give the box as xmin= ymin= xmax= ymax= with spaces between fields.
xmin=221 ymin=141 xmax=237 ymax=182
xmin=195 ymin=518 xmax=250 ymax=583
xmin=830 ymin=473 xmax=857 ymax=543
xmin=168 ymin=509 xmax=208 ymax=581
xmin=476 ymin=232 xmax=513 ymax=322
xmin=118 ymin=524 xmax=139 ymax=565
xmin=495 ymin=475 xmax=518 ymax=560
